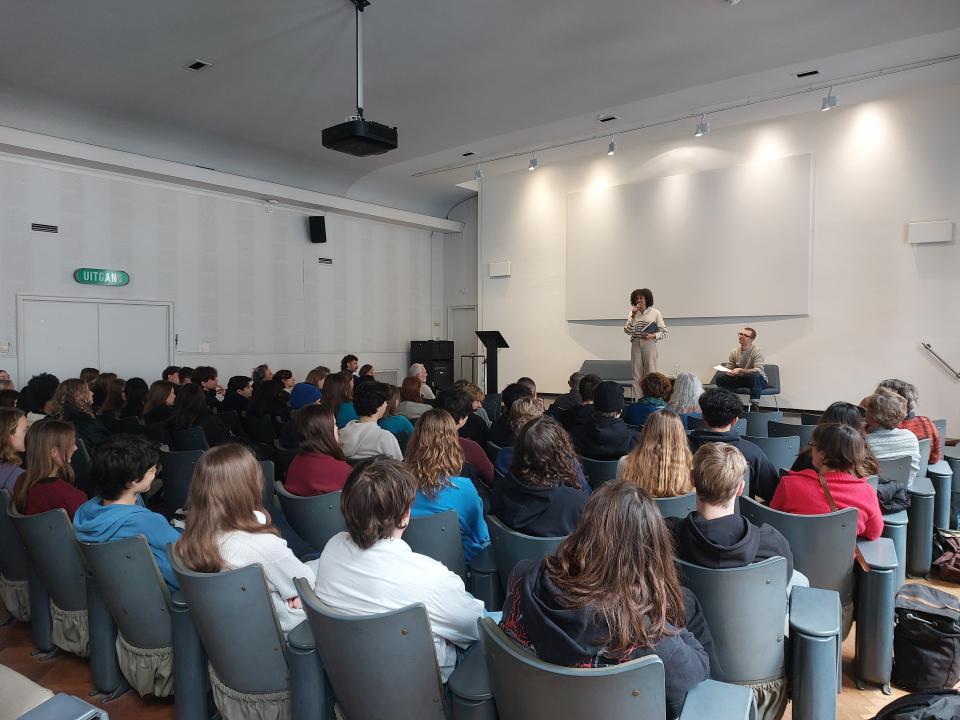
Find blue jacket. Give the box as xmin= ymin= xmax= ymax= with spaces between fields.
xmin=290 ymin=383 xmax=322 ymax=410
xmin=379 ymin=414 xmax=415 ymax=437
xmin=411 ymin=476 xmax=490 ymax=562
xmin=73 ymin=496 xmax=182 ymax=591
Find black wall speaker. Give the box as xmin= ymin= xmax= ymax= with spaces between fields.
xmin=308 ymin=216 xmax=327 ymax=244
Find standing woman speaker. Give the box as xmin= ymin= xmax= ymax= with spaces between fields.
xmin=623 ymin=288 xmax=668 ymax=399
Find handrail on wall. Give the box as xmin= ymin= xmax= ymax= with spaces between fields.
xmin=922 ymin=342 xmax=960 ymax=379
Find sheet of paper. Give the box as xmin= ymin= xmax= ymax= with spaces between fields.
xmin=713 ymin=365 xmax=732 ymax=373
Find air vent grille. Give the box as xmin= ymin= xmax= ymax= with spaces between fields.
xmin=31 ymin=223 xmax=58 ymax=233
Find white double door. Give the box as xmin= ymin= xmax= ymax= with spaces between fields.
xmin=18 ymin=296 xmax=173 ymax=383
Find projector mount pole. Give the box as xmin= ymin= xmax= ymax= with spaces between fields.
xmin=350 ymin=0 xmax=371 ymax=120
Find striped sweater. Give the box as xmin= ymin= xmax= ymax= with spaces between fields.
xmin=623 ymin=307 xmax=668 ymax=341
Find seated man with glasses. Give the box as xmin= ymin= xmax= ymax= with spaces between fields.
xmin=713 ymin=327 xmax=768 ymax=411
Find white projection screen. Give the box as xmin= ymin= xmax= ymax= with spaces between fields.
xmin=565 ymin=153 xmax=812 ymax=320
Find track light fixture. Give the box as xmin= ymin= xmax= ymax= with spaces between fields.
xmin=694 ymin=114 xmax=710 ymax=137
xmin=607 ymin=135 xmax=617 ymax=156
xmin=821 ymin=87 xmax=838 ymax=112
xmin=474 ymin=165 xmax=483 ymax=181
xmin=528 ymin=153 xmax=539 ymax=171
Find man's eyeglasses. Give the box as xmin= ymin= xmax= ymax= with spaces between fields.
xmin=737 ymin=333 xmax=754 ymax=339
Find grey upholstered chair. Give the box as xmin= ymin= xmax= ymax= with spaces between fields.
xmin=0 ymin=491 xmax=30 ymax=625
xmin=486 ymin=514 xmax=565 ymax=594
xmin=654 ymin=492 xmax=697 ymax=520
xmin=404 ymin=510 xmax=467 ymax=580
xmin=767 ymin=421 xmax=814 ymax=448
xmin=743 ymin=411 xmax=784 ymax=438
xmin=577 ymin=456 xmax=620 ymax=490
xmin=745 ymin=435 xmax=800 ymax=474
xmin=159 ymin=449 xmax=204 ymax=518
xmin=170 ymin=426 xmax=209 ymax=452
xmin=274 ymin=484 xmax=346 ymax=552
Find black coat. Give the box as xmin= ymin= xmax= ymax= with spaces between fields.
xmin=688 ymin=429 xmax=780 ymax=502
xmin=458 ymin=413 xmax=488 ymax=446
xmin=570 ymin=416 xmax=638 ymax=460
xmin=490 ymin=471 xmax=587 ymax=538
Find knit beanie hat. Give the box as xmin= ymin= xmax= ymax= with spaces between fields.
xmin=593 ymin=381 xmax=624 ymax=413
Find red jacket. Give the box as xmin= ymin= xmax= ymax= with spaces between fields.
xmin=770 ymin=469 xmax=883 ymax=540
xmin=459 ymin=437 xmax=494 ymax=488
xmin=285 ymin=452 xmax=352 ymax=496
xmin=900 ymin=416 xmax=942 ymax=464
xmin=14 ymin=476 xmax=88 ymax=520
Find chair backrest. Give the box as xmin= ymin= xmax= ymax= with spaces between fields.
xmin=9 ymin=506 xmax=87 ymax=611
xmin=478 ymin=617 xmax=667 ymax=720
xmin=116 ymin=416 xmax=144 ymax=434
xmin=78 ymin=535 xmax=172 ymax=648
xmin=487 ymin=514 xmax=565 ymax=590
xmin=274 ymin=448 xmax=299 ymax=483
xmin=274 ymin=483 xmax=346 ymax=551
xmin=800 ymin=412 xmax=821 ymax=426
xmin=259 ymin=460 xmax=274 ymax=504
xmin=485 ymin=441 xmax=504 ymax=463
xmin=171 ymin=426 xmax=209 ymax=452
xmin=677 ymin=558 xmax=786 ymax=683
xmin=168 ymin=549 xmax=289 ymax=694
xmin=917 ymin=438 xmax=931 ymax=482
xmin=743 ymin=411 xmax=783 ymax=438
xmin=296 ymin=579 xmax=447 ymax=720
xmin=159 ymin=449 xmax=204 ymax=518
xmin=877 ymin=454 xmax=912 ymax=487
xmin=71 ymin=438 xmax=95 ymax=497
xmin=933 ymin=419 xmax=947 ymax=444
xmin=403 ymin=510 xmax=467 ymax=579
xmin=654 ymin=492 xmax=697 ymax=520
xmin=143 ymin=422 xmax=169 ymax=447
xmin=0 ymin=491 xmax=29 ymax=582
xmin=767 ymin=421 xmax=814 ymax=447
xmin=746 ymin=435 xmax=800 ymax=473
xmin=578 ymin=456 xmax=620 ymax=490
xmin=764 ymin=364 xmax=781 ymax=392
xmin=739 ymin=497 xmax=857 ymax=605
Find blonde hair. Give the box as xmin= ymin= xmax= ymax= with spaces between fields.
xmin=0 ymin=408 xmax=26 ymax=466
xmin=864 ymin=388 xmax=907 ymax=430
xmin=508 ymin=396 xmax=544 ymax=433
xmin=53 ymin=378 xmax=94 ymax=418
xmin=14 ymin=419 xmax=76 ymax=512
xmin=174 ymin=445 xmax=276 ymax=573
xmin=619 ymin=411 xmax=693 ymax=497
xmin=404 ymin=409 xmax=464 ymax=497
xmin=691 ymin=443 xmax=747 ymax=504
xmin=463 ymin=383 xmax=485 ymax=404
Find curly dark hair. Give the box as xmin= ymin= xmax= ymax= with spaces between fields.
xmin=510 ymin=416 xmax=581 ymax=490
xmin=630 ymin=288 xmax=654 ymax=307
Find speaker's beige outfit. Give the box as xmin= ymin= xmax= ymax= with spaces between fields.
xmin=624 ymin=307 xmax=668 ymax=398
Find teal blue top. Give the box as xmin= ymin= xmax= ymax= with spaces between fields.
xmin=335 ymin=401 xmax=359 ymax=428
xmin=411 ymin=476 xmax=490 ymax=562
xmin=379 ymin=414 xmax=415 ymax=436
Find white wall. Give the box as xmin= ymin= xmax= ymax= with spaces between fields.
xmin=477 ymin=82 xmax=960 ymax=429
xmin=0 ymin=154 xmax=436 ymax=385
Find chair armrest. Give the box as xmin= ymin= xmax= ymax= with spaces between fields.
xmin=856 ymin=537 xmax=898 ymax=571
xmin=287 ymin=620 xmax=315 ymax=651
xmin=679 ymin=679 xmax=756 ymax=720
xmin=467 ymin=545 xmax=497 ymax=575
xmin=789 ymin=587 xmax=840 ymax=637
xmin=447 ymin=642 xmax=493 ymax=702
xmin=908 ymin=476 xmax=935 ymax=497
xmin=16 ymin=693 xmax=104 ymax=719
xmin=170 ymin=590 xmax=188 ymax=610
xmin=928 ymin=460 xmax=952 ymax=477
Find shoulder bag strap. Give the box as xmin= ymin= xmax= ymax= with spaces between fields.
xmin=818 ymin=470 xmax=870 ymax=573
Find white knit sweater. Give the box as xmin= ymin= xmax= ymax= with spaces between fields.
xmin=623 ymin=307 xmax=668 ymax=341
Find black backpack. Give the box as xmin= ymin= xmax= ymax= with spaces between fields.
xmin=871 ymin=690 xmax=960 ymax=720
xmin=892 ymin=584 xmax=960 ymax=691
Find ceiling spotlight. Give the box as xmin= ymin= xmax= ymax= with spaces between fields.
xmin=607 ymin=135 xmax=617 ymax=156
xmin=474 ymin=165 xmax=483 ymax=181
xmin=694 ymin=114 xmax=710 ymax=137
xmin=528 ymin=153 xmax=539 ymax=171
xmin=821 ymin=87 xmax=838 ymax=112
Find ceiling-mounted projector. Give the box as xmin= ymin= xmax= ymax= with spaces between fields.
xmin=322 ymin=0 xmax=398 ymax=156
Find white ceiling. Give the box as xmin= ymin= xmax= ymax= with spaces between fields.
xmin=1 ymin=0 xmax=959 ymax=215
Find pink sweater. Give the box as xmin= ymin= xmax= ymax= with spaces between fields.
xmin=770 ymin=469 xmax=883 ymax=540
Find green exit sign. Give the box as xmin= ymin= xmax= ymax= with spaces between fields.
xmin=73 ymin=268 xmax=130 ymax=286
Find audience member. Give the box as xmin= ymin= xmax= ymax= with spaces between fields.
xmin=251 ymin=364 xmax=273 ymax=389
xmin=517 ymin=376 xmax=538 ymax=399
xmin=91 ymin=372 xmax=117 ymax=411
xmin=559 ymin=373 xmax=602 ymax=431
xmin=435 ymin=389 xmax=494 ymax=488
xmin=179 ymin=367 xmax=194 ymax=385
xmin=248 ymin=379 xmax=292 ymax=430
xmin=571 ymin=381 xmax=637 ymax=460
xmin=463 ymin=383 xmax=492 ymax=427
xmin=290 ymin=366 xmax=328 ymax=410
xmin=192 ymin=366 xmax=223 ymax=413
xmin=493 ymin=396 xmax=545 ymax=476
xmin=792 ymin=402 xmax=879 ymax=474
xmin=320 ymin=372 xmax=358 ymax=429
xmin=73 ymin=435 xmax=180 ymax=590
xmin=617 ymin=410 xmax=693 ymax=497
xmin=17 ymin=372 xmax=60 ymax=423
xmin=340 ymin=354 xmax=359 ymax=377
xmin=12 ymin=419 xmax=87 ymax=519
xmin=339 ymin=381 xmax=402 ymax=461
xmin=397 ymin=376 xmax=432 ymax=421
xmin=312 ymin=458 xmax=483 ymax=682
xmin=168 ymin=383 xmax=231 ymax=447
xmin=689 ymin=388 xmax=779 ymax=502
xmin=492 ymin=416 xmax=589 ymax=537
xmin=0 ymin=407 xmax=27 ymax=495
xmin=143 ymin=380 xmax=176 ymax=425
xmin=0 ymin=380 xmax=14 ymax=392
xmin=408 ymin=363 xmax=436 ymax=401
xmin=499 ymin=480 xmax=711 ymax=717
xmin=274 ymin=369 xmax=295 ymax=390
xmin=862 ymin=388 xmax=920 ymax=483
xmin=53 ymin=378 xmax=111 ymax=448
xmin=772 ymin=423 xmax=883 ymax=540
xmin=405 ymin=409 xmax=490 ymax=561
xmin=713 ymin=327 xmax=768 ymax=410
xmin=877 ymin=378 xmax=942 ymax=465
xmin=220 ymin=376 xmax=253 ymax=415
xmin=175 ymin=445 xmax=317 ymax=635
xmin=623 ymin=372 xmax=673 ymax=426
xmin=121 ymin=377 xmax=149 ymax=419
xmin=0 ymin=389 xmax=19 ymax=409
xmin=487 ymin=381 xmax=534 ymax=446
xmin=358 ymin=364 xmax=375 ymax=378
xmin=378 ymin=385 xmax=415 ymax=439
xmin=97 ymin=376 xmax=126 ymax=425
xmin=161 ymin=366 xmax=182 ymax=385
xmin=549 ymin=371 xmax=583 ymax=418
xmin=285 ymin=406 xmax=352 ymax=496
xmin=80 ymin=367 xmax=100 ymax=388
xmin=666 ymin=372 xmax=704 ymax=416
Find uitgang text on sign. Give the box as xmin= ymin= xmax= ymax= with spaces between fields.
xmin=73 ymin=268 xmax=130 ymax=286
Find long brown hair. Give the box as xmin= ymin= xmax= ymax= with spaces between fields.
xmin=404 ymin=409 xmax=464 ymax=497
xmin=400 ymin=376 xmax=423 ymax=402
xmin=14 ymin=420 xmax=77 ymax=512
xmin=99 ymin=377 xmax=126 ymax=415
xmin=812 ymin=423 xmax=874 ymax=477
xmin=144 ymin=380 xmax=175 ymax=416
xmin=174 ymin=445 xmax=276 ymax=573
xmin=319 ymin=373 xmax=351 ymax=415
xmin=619 ymin=411 xmax=693 ymax=497
xmin=545 ymin=480 xmax=685 ymax=655
xmin=0 ymin=407 xmax=26 ymax=465
xmin=53 ymin=378 xmax=94 ymax=418
xmin=295 ymin=405 xmax=346 ymax=460
xmin=510 ymin=416 xmax=581 ymax=490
